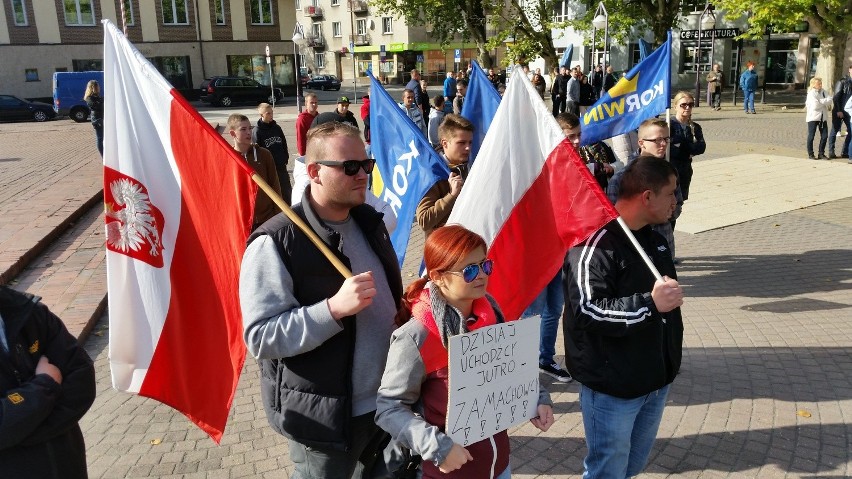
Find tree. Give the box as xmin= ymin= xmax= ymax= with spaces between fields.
xmin=713 ymin=0 xmax=852 ymax=91
xmin=564 ymin=0 xmax=681 ymax=51
xmin=485 ymin=0 xmax=566 ymax=70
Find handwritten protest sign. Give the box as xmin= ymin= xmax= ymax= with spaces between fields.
xmin=446 ymin=317 xmax=540 ymax=446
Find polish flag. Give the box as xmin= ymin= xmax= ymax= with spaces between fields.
xmin=102 ymin=20 xmax=256 ymax=442
xmin=448 ymin=72 xmax=619 ymax=321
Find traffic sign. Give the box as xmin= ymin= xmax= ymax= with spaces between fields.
xmin=454 ymin=49 xmax=461 ymax=63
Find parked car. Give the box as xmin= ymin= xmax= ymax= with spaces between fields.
xmin=300 ymin=73 xmax=310 ymax=87
xmin=53 ymin=71 xmax=104 ymax=122
xmin=199 ymin=76 xmax=283 ymax=107
xmin=305 ymin=75 xmax=342 ymax=91
xmin=0 ymin=94 xmax=57 ymax=122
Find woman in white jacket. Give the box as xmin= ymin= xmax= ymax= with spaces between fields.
xmin=806 ymin=77 xmax=833 ymax=160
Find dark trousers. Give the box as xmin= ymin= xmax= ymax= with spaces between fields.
xmin=828 ymin=112 xmax=851 ymax=156
xmin=276 ymin=163 xmax=292 ymax=206
xmin=552 ymin=94 xmax=565 ymax=117
xmin=566 ymin=100 xmax=579 ymax=117
xmin=93 ymin=123 xmax=104 ymax=156
xmin=807 ymin=120 xmax=828 ymax=157
xmin=710 ymin=91 xmax=721 ymax=108
xmin=671 ymin=158 xmax=693 ymax=201
xmin=289 ymin=411 xmax=388 ymax=479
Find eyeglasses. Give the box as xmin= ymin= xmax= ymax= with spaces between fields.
xmin=446 ymin=259 xmax=494 ymax=283
xmin=641 ymin=137 xmax=670 ymax=145
xmin=314 ymin=159 xmax=375 ymax=176
xmin=678 ymin=102 xmax=694 ymax=108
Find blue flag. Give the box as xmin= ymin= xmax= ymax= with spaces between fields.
xmin=580 ymin=31 xmax=671 ymax=146
xmin=560 ymin=45 xmax=574 ymax=68
xmin=638 ymin=39 xmax=652 ymax=61
xmin=460 ymin=60 xmax=501 ymax=162
xmin=368 ymin=73 xmax=450 ymax=266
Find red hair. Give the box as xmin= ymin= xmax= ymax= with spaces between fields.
xmin=746 ymin=61 xmax=755 ymax=68
xmin=394 ymin=225 xmax=487 ymax=326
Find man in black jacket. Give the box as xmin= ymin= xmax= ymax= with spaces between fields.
xmin=551 ymin=67 xmax=569 ymax=117
xmin=828 ymin=65 xmax=852 ymax=159
xmin=563 ymin=156 xmax=684 ymax=479
xmin=0 ymin=286 xmax=96 ymax=479
xmin=240 ymin=121 xmax=402 ymax=478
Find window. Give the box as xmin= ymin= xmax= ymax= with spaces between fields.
xmin=73 ymin=59 xmax=103 ymax=71
xmin=552 ymin=1 xmax=569 ymax=23
xmin=680 ymin=0 xmax=703 ymax=14
xmin=64 ymin=0 xmax=96 ymax=26
xmin=315 ymin=53 xmax=325 ymax=68
xmin=629 ymin=43 xmax=641 ymax=67
xmin=331 ymin=0 xmax=339 ymax=5
xmin=381 ymin=17 xmax=392 ymax=34
xmin=11 ymin=0 xmax=27 ymax=26
xmin=356 ymin=19 xmax=366 ymax=35
xmin=214 ymin=0 xmax=226 ymax=24
xmin=161 ymin=0 xmax=189 ymax=24
xmin=25 ymin=68 xmax=39 ymax=81
xmin=332 ymin=22 xmax=341 ymax=37
xmin=120 ymin=0 xmax=135 ymax=26
xmin=311 ymin=22 xmax=322 ymax=37
xmin=250 ymin=0 xmax=273 ymax=24
xmin=679 ymin=41 xmax=711 ymax=73
xmin=295 ymin=0 xmax=300 ymax=9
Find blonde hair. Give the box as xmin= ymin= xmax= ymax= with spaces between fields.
xmin=257 ymin=102 xmax=273 ymax=113
xmin=227 ymin=113 xmax=250 ymax=131
xmin=305 ymin=122 xmax=362 ymax=164
xmin=83 ymin=80 xmax=100 ymax=101
xmin=809 ymin=77 xmax=822 ymax=89
xmin=673 ymin=91 xmax=694 ymax=107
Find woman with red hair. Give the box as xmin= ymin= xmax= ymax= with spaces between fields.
xmin=376 ymin=225 xmax=554 ymax=478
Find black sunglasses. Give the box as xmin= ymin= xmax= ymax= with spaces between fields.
xmin=447 ymin=259 xmax=494 ymax=283
xmin=315 ymin=158 xmax=375 ymax=176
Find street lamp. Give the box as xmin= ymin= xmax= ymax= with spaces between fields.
xmin=292 ymin=22 xmax=307 ymax=112
xmin=762 ymin=25 xmax=771 ymax=103
xmin=694 ymin=2 xmax=716 ymax=107
xmin=592 ymin=2 xmax=608 ymax=99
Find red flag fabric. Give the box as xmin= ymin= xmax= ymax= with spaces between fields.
xmin=447 ymin=73 xmax=619 ymax=321
xmin=103 ymin=20 xmax=257 ymax=442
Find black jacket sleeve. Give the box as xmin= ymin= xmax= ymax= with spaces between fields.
xmin=0 ymin=373 xmax=62 ymax=450
xmin=15 ymin=303 xmax=95 ymax=447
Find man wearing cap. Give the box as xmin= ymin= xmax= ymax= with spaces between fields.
xmin=331 ymin=96 xmax=359 ymax=129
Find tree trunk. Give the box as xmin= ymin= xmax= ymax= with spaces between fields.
xmin=816 ymin=35 xmax=847 ymax=94
xmin=477 ymin=46 xmax=494 ymax=69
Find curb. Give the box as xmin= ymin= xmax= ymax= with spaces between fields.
xmin=0 ymin=189 xmax=104 ymax=286
xmin=78 ymin=293 xmax=108 ymax=343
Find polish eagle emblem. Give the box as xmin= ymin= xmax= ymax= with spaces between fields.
xmin=104 ymin=167 xmax=165 ymax=267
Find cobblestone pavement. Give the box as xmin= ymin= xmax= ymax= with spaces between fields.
xmin=2 ymin=97 xmax=851 ymax=478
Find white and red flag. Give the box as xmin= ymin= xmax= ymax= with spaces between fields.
xmin=102 ymin=20 xmax=256 ymax=442
xmin=448 ymin=72 xmax=619 ymax=321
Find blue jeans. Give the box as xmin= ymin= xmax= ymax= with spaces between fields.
xmin=521 ymin=271 xmax=563 ymax=365
xmin=496 ymin=465 xmax=512 ymax=478
xmin=288 ymin=411 xmax=388 ymax=479
xmin=580 ymin=383 xmax=670 ymax=479
xmin=828 ymin=112 xmax=851 ymax=156
xmin=93 ymin=122 xmax=104 ymax=156
xmin=806 ymin=121 xmax=828 ymax=157
xmin=743 ymin=91 xmax=755 ymax=112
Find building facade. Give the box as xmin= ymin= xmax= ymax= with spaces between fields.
xmin=294 ymin=0 xmax=491 ymax=89
xmin=1 ymin=0 xmax=299 ymax=100
xmin=541 ymin=0 xmax=852 ymax=92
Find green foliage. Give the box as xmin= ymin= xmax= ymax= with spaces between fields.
xmin=713 ymin=0 xmax=852 ymax=39
xmin=563 ymin=0 xmax=681 ymax=47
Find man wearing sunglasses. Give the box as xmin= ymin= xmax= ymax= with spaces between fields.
xmin=240 ymin=122 xmax=403 ymax=478
xmin=415 ymin=114 xmax=474 ymax=237
xmin=563 ymin=156 xmax=684 ymax=479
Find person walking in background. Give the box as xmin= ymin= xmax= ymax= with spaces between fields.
xmin=428 ymin=94 xmax=447 ymax=150
xmin=376 ymin=225 xmax=554 ymax=478
xmin=829 ymin=65 xmax=852 ymax=159
xmin=551 ymin=67 xmax=569 ymax=116
xmin=420 ymin=79 xmax=432 ymax=119
xmin=406 ymin=69 xmax=425 ymax=114
xmin=83 ymin=80 xmax=104 ymax=156
xmin=453 ymin=79 xmax=467 ymax=115
xmin=706 ymin=64 xmax=723 ymax=111
xmin=591 ymin=64 xmax=604 ymax=99
xmin=805 ymin=77 xmax=833 ymax=160
xmin=739 ymin=62 xmax=758 ymax=114
xmin=252 ymin=103 xmax=292 ymax=203
xmin=579 ymin=73 xmax=596 ymax=115
xmin=443 ymin=71 xmax=457 ymax=108
xmin=532 ymin=72 xmax=546 ymax=99
xmin=0 ymin=286 xmax=97 ymax=479
xmin=399 ymin=89 xmax=427 ymax=137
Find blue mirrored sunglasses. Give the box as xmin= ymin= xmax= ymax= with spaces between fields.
xmin=448 ymin=259 xmax=494 ymax=283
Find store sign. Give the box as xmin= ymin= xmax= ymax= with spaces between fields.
xmin=680 ymin=28 xmax=740 ymax=40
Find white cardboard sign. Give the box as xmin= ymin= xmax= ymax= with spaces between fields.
xmin=446 ymin=317 xmax=540 ymax=446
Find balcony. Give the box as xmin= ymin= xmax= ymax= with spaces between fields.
xmin=306 ymin=34 xmax=325 ymax=49
xmin=304 ymin=5 xmax=323 ymax=17
xmin=350 ymin=33 xmax=371 ymax=46
xmin=348 ymin=0 xmax=368 ymax=14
